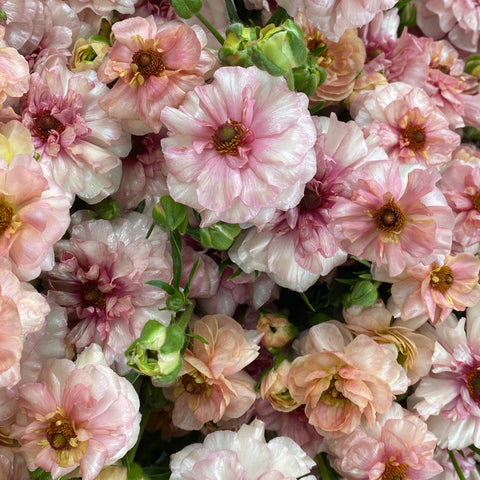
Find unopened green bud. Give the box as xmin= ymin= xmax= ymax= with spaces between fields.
xmin=465 ymin=55 xmax=480 ymax=79
xmin=169 ymin=0 xmax=202 ymax=18
xmin=349 ymin=280 xmax=378 ymax=307
xmin=291 ymin=57 xmax=327 ymax=96
xmin=166 ymin=291 xmax=186 ymax=312
xmin=152 ymin=196 xmax=188 ymax=233
xmin=139 ymin=320 xmax=167 ymax=350
xmin=218 ymin=23 xmax=258 ymax=67
xmin=93 ymin=196 xmax=120 ymax=220
xmin=256 ymin=20 xmax=307 ymax=73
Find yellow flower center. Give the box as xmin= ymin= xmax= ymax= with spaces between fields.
xmin=373 ymin=198 xmax=406 ymax=233
xmin=401 ymin=124 xmax=426 ymax=151
xmin=430 ymin=265 xmax=454 ymax=294
xmin=471 ymin=192 xmax=480 ymax=212
xmin=182 ymin=370 xmax=211 ymax=400
xmin=33 ymin=113 xmax=65 ymax=140
xmin=132 ymin=49 xmax=165 ymax=80
xmin=381 ymin=461 xmax=408 ymax=480
xmin=212 ymin=120 xmax=244 ymax=156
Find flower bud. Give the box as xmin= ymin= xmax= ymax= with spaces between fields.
xmin=345 ymin=280 xmax=378 ymax=308
xmin=93 ymin=196 xmax=120 ymax=220
xmin=70 ymin=37 xmax=110 ymax=73
xmin=256 ymin=312 xmax=297 ymax=351
xmin=465 ymin=55 xmax=480 ymax=79
xmin=218 ymin=23 xmax=258 ymax=67
xmin=94 ymin=465 xmax=129 ymax=480
xmin=260 ymin=360 xmax=300 ymax=412
xmin=125 ymin=321 xmax=185 ymax=381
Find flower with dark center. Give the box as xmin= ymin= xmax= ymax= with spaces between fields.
xmin=32 ymin=113 xmax=65 ymax=140
xmin=212 ymin=120 xmax=245 ymax=156
xmin=373 ymin=198 xmax=406 ymax=233
xmin=131 ymin=48 xmax=166 ymax=81
xmin=471 ymin=192 xmax=480 ymax=212
xmin=430 ymin=265 xmax=454 ymax=294
xmin=466 ymin=366 xmax=480 ymax=404
xmin=381 ymin=461 xmax=408 ymax=480
xmin=402 ymin=124 xmax=427 ymax=152
xmin=0 ymin=202 xmax=14 ymax=235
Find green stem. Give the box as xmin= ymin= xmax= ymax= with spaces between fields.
xmin=448 ymin=450 xmax=467 ymax=480
xmin=195 ymin=12 xmax=225 ymax=45
xmin=177 ymin=301 xmax=194 ymax=331
xmin=468 ymin=444 xmax=480 ymax=456
xmin=314 ymin=453 xmax=337 ymax=480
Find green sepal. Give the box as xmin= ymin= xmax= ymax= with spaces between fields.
xmin=169 ymin=0 xmax=202 ymax=18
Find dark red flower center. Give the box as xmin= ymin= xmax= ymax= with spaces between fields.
xmin=301 ymin=188 xmax=323 ymax=210
xmin=82 ymin=284 xmax=106 ymax=309
xmin=402 ymin=124 xmax=426 ymax=151
xmin=472 ymin=192 xmax=480 ymax=212
xmin=373 ymin=198 xmax=405 ymax=233
xmin=466 ymin=366 xmax=480 ymax=404
xmin=33 ymin=113 xmax=65 ymax=140
xmin=132 ymin=49 xmax=165 ymax=78
xmin=212 ymin=120 xmax=244 ymax=156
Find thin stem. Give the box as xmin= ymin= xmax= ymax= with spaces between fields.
xmin=448 ymin=450 xmax=467 ymax=480
xmin=126 ymin=403 xmax=152 ymax=465
xmin=195 ymin=12 xmax=224 ymax=45
xmin=177 ymin=301 xmax=194 ymax=331
xmin=314 ymin=453 xmax=337 ymax=480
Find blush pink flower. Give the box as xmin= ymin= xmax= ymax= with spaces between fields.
xmin=170 ymin=419 xmax=316 ymax=480
xmin=0 ymin=154 xmax=70 ymax=280
xmin=275 ymin=0 xmax=397 ymax=41
xmin=387 ymin=253 xmax=480 ymax=325
xmin=11 ymin=344 xmax=141 ymax=480
xmin=68 ymin=0 xmax=138 ymax=15
xmin=0 ymin=35 xmax=29 ymax=107
xmin=42 ymin=212 xmax=173 ymax=366
xmin=330 ymin=160 xmax=454 ymax=277
xmin=286 ymin=322 xmax=408 ymax=437
xmin=351 ymin=82 xmax=460 ymax=166
xmin=325 ymin=402 xmax=443 ymax=480
xmin=20 ymin=64 xmax=130 ymax=204
xmin=161 ymin=66 xmax=317 ymax=227
xmin=410 ymin=306 xmax=480 ymax=449
xmin=415 ymin=0 xmax=480 ymax=53
xmin=438 ymin=150 xmax=480 ymax=251
xmin=97 ymin=16 xmax=216 ymax=134
xmin=228 ymin=113 xmax=384 ymax=292
xmin=168 ymin=314 xmax=261 ymax=430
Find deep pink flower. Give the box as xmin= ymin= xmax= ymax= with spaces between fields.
xmin=351 ymin=82 xmax=460 ymax=166
xmin=325 ymin=402 xmax=443 ymax=480
xmin=20 ymin=64 xmax=130 ymax=204
xmin=170 ymin=419 xmax=316 ymax=480
xmin=168 ymin=314 xmax=261 ymax=430
xmin=43 ymin=212 xmax=173 ymax=366
xmin=330 ymin=160 xmax=454 ymax=277
xmin=97 ymin=16 xmax=216 ymax=134
xmin=11 ymin=345 xmax=141 ymax=480
xmin=287 ymin=322 xmax=408 ymax=437
xmin=161 ymin=66 xmax=317 ymax=227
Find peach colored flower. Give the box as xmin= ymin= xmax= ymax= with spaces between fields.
xmin=287 ymin=322 xmax=408 ymax=437
xmin=297 ymin=14 xmax=366 ymax=104
xmin=97 ymin=16 xmax=216 ymax=134
xmin=169 ymin=314 xmax=261 ymax=430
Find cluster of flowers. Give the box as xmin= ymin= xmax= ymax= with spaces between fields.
xmin=1 ymin=0 xmax=480 ymax=478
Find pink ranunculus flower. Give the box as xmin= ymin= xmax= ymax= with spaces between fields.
xmin=229 ymin=113 xmax=385 ymax=292
xmin=168 ymin=314 xmax=261 ymax=430
xmin=350 ymin=81 xmax=460 ymax=166
xmin=161 ymin=65 xmax=317 ymax=227
xmin=438 ymin=150 xmax=480 ymax=252
xmin=387 ymin=252 xmax=480 ymax=325
xmin=97 ymin=16 xmax=216 ymax=134
xmin=11 ymin=344 xmax=141 ymax=480
xmin=415 ymin=0 xmax=480 ymax=53
xmin=20 ymin=64 xmax=130 ymax=204
xmin=330 ymin=160 xmax=454 ymax=277
xmin=68 ymin=0 xmax=138 ymax=15
xmin=0 ymin=154 xmax=70 ymax=280
xmin=170 ymin=418 xmax=316 ymax=480
xmin=410 ymin=305 xmax=480 ymax=449
xmin=287 ymin=322 xmax=408 ymax=437
xmin=0 ymin=33 xmax=29 ymax=106
xmin=275 ymin=0 xmax=396 ymax=42
xmin=42 ymin=211 xmax=173 ymax=366
xmin=324 ymin=401 xmax=443 ymax=480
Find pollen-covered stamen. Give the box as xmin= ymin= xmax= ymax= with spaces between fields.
xmin=381 ymin=461 xmax=408 ymax=480
xmin=213 ymin=120 xmax=244 ymax=156
xmin=305 ymin=33 xmax=334 ymax=68
xmin=132 ymin=49 xmax=165 ymax=79
xmin=33 ymin=113 xmax=65 ymax=140
xmin=182 ymin=370 xmax=211 ymax=399
xmin=46 ymin=416 xmax=76 ymax=451
xmin=430 ymin=265 xmax=454 ymax=294
xmin=401 ymin=124 xmax=426 ymax=151
xmin=82 ymin=283 xmax=106 ymax=309
xmin=373 ymin=198 xmax=406 ymax=233
xmin=471 ymin=192 xmax=480 ymax=212
xmin=0 ymin=203 xmax=14 ymax=235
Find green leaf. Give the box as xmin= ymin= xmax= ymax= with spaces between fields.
xmin=30 ymin=469 xmax=66 ymax=480
xmin=198 ymin=222 xmax=241 ymax=250
xmin=146 ymin=280 xmax=175 ymax=295
xmin=265 ymin=7 xmax=289 ymax=26
xmin=184 ymin=259 xmax=200 ymax=298
xmin=127 ymin=463 xmax=144 ymax=480
xmin=224 ymin=0 xmax=241 ymax=22
xmin=168 ymin=0 xmax=202 ymax=18
xmin=300 ymin=292 xmax=316 ymax=312
xmin=152 ymin=196 xmax=189 ymax=233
